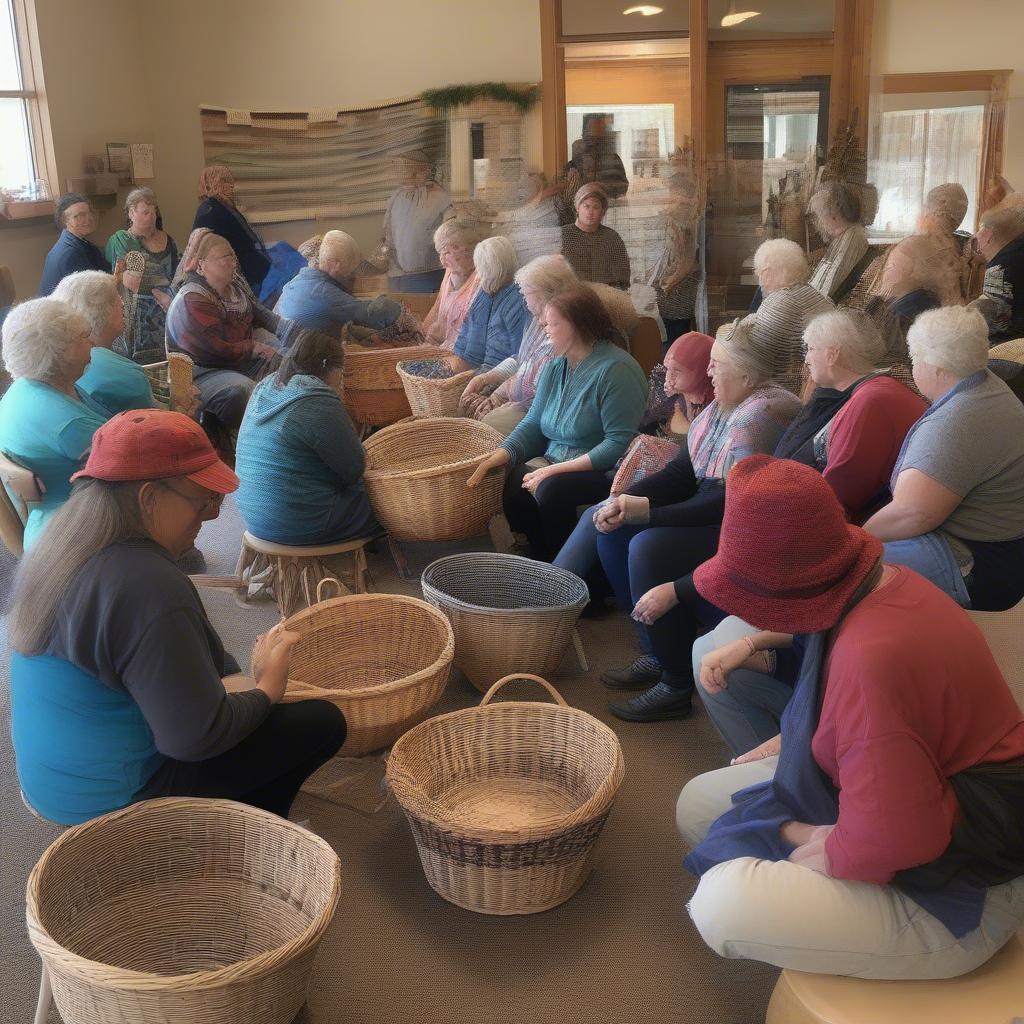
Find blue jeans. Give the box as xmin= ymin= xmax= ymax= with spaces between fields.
xmin=883 ymin=531 xmax=970 ymax=607
xmin=388 ymin=269 xmax=445 ymax=293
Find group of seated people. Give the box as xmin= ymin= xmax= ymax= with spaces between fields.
xmin=5 ymin=163 xmax=1024 ymax=989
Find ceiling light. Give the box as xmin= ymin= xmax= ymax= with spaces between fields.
xmin=721 ymin=0 xmax=760 ymax=27
xmin=623 ymin=5 xmax=664 ymax=15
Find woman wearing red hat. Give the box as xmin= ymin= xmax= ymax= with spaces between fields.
xmin=8 ymin=410 xmax=346 ymax=826
xmin=677 ymin=455 xmax=1024 ymax=979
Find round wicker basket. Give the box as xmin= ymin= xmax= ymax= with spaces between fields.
xmin=421 ymin=553 xmax=589 ymax=692
xmin=26 ymin=797 xmax=340 ymax=1024
xmin=387 ymin=674 xmax=625 ymax=915
xmin=363 ymin=417 xmax=505 ymax=542
xmin=281 ymin=588 xmax=454 ymax=756
xmin=396 ymin=359 xmax=475 ymax=418
xmin=343 ymin=343 xmax=444 ymax=427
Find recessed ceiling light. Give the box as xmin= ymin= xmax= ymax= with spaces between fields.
xmin=623 ymin=5 xmax=664 ymax=15
xmin=721 ymin=0 xmax=760 ymax=26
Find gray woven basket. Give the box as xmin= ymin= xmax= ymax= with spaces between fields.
xmin=420 ymin=553 xmax=589 ymax=692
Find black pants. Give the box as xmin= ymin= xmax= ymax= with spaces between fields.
xmin=661 ymin=317 xmax=692 ymax=349
xmin=503 ymin=465 xmax=612 ymax=562
xmin=137 ymin=700 xmax=346 ymax=818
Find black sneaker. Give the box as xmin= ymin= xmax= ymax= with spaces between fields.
xmin=609 ymin=682 xmax=693 ymax=722
xmin=600 ymin=655 xmax=662 ymax=690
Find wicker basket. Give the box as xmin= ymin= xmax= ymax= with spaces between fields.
xmin=26 ymin=797 xmax=340 ymax=1024
xmin=396 ymin=359 xmax=474 ymax=418
xmin=421 ymin=553 xmax=589 ymax=692
xmin=343 ymin=343 xmax=444 ymax=427
xmin=281 ymin=583 xmax=454 ymax=755
xmin=363 ymin=417 xmax=505 ymax=542
xmin=387 ymin=674 xmax=625 ymax=915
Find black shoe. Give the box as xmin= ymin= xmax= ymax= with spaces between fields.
xmin=600 ymin=655 xmax=662 ymax=690
xmin=609 ymin=682 xmax=693 ymax=722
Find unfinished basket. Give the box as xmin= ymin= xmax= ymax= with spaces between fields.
xmin=421 ymin=553 xmax=589 ymax=692
xmin=396 ymin=358 xmax=474 ymax=418
xmin=26 ymin=797 xmax=340 ymax=1024
xmin=387 ymin=674 xmax=625 ymax=915
xmin=363 ymin=417 xmax=505 ymax=542
xmin=281 ymin=584 xmax=454 ymax=756
xmin=343 ymin=342 xmax=444 ymax=427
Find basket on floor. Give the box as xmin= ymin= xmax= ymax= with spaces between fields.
xmin=26 ymin=797 xmax=340 ymax=1024
xmin=363 ymin=417 xmax=505 ymax=542
xmin=281 ymin=583 xmax=454 ymax=756
xmin=343 ymin=342 xmax=444 ymax=427
xmin=396 ymin=358 xmax=474 ymax=418
xmin=421 ymin=553 xmax=589 ymax=692
xmin=387 ymin=674 xmax=625 ymax=915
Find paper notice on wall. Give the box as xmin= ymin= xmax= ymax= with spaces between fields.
xmin=225 ymin=109 xmax=252 ymax=125
xmin=499 ymin=124 xmax=521 ymax=158
xmin=129 ymin=143 xmax=154 ymax=180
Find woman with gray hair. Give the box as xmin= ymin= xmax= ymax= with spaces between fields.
xmin=422 ymin=218 xmax=483 ymax=349
xmin=807 ymin=181 xmax=873 ymax=303
xmin=0 ymin=297 xmax=108 ymax=548
xmin=863 ymin=305 xmax=1024 ymax=609
xmin=450 ymin=235 xmax=530 ymax=372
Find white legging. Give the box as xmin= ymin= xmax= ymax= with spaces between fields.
xmin=676 ymin=758 xmax=1024 ymax=980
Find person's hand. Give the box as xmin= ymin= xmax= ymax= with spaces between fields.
xmin=251 ymin=624 xmax=300 ymax=703
xmin=253 ymin=341 xmax=279 ymax=362
xmin=467 ymin=448 xmax=510 ymax=488
xmin=151 ymin=288 xmax=171 ymax=310
xmin=594 ymin=496 xmax=626 ymax=533
xmin=631 ymin=582 xmax=679 ymax=626
xmin=730 ymin=733 xmax=781 ymax=766
xmin=113 ymin=257 xmax=127 ymax=287
xmin=699 ymin=637 xmax=754 ymax=694
xmin=462 ymin=371 xmax=496 ymax=401
xmin=122 ymin=270 xmax=143 ymax=294
xmin=460 ymin=390 xmax=489 ymax=416
xmin=522 ymin=463 xmax=558 ymax=494
xmin=251 ymin=623 xmax=288 ymax=681
xmin=470 ymin=395 xmax=496 ymax=420
xmin=785 ymin=823 xmax=834 ymax=874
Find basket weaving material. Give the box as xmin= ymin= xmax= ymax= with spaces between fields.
xmin=386 ymin=674 xmax=625 ymax=915
xmin=343 ymin=342 xmax=444 ymax=426
xmin=421 ymin=553 xmax=589 ymax=692
xmin=397 ymin=358 xmax=475 ymax=418
xmin=281 ymin=589 xmax=454 ymax=756
xmin=363 ymin=417 xmax=505 ymax=542
xmin=26 ymin=797 xmax=340 ymax=1024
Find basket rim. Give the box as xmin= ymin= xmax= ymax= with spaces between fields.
xmin=343 ymin=341 xmax=444 ymax=362
xmin=282 ymin=592 xmax=455 ymax=700
xmin=363 ymin=417 xmax=504 ymax=482
xmin=25 ymin=797 xmax=341 ymax=991
xmin=386 ymin=702 xmax=625 ymax=842
xmin=395 ymin=360 xmax=476 ymax=389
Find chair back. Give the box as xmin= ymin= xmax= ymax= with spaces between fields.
xmin=0 ymin=450 xmax=43 ymax=556
xmin=629 ymin=316 xmax=662 ymax=377
xmin=969 ymin=601 xmax=1024 ymax=713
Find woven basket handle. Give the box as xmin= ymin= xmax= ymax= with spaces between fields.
xmin=479 ymin=674 xmax=568 ymax=707
xmin=316 ymin=577 xmax=345 ymax=603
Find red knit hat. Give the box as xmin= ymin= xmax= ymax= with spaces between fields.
xmin=693 ymin=455 xmax=882 ymax=633
xmin=71 ymin=409 xmax=239 ymax=493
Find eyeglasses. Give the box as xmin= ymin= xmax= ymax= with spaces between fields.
xmin=158 ymin=480 xmax=224 ymax=517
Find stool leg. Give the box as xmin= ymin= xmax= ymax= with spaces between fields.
xmin=34 ymin=963 xmax=51 ymax=1024
xmin=387 ymin=535 xmax=414 ymax=581
xmin=354 ymin=547 xmax=368 ymax=594
xmin=572 ymin=629 xmax=589 ymax=672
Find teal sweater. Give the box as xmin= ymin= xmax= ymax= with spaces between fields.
xmin=501 ymin=341 xmax=648 ymax=471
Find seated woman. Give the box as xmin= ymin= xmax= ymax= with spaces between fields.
xmin=638 ymin=331 xmax=715 ymax=445
xmin=166 ymin=232 xmax=298 ymax=434
xmin=235 ymin=331 xmax=379 ymax=546
xmin=9 ymin=409 xmax=346 ymax=825
xmin=678 ymin=456 xmax=1024 ymax=981
xmin=554 ymin=318 xmax=800 ymax=722
xmin=806 ymin=181 xmax=874 ymax=305
xmin=560 ymin=183 xmax=630 ymax=290
xmin=0 ymin=298 xmax=107 ymax=549
xmin=39 ymin=193 xmax=110 ymax=296
xmin=52 ymin=271 xmax=156 ymax=417
xmin=276 ymin=229 xmax=402 ymax=337
xmin=192 ymin=165 xmax=271 ymax=295
xmin=916 ymin=182 xmax=974 ymax=303
xmin=461 ymin=254 xmax=578 ymax=436
xmin=971 ymin=203 xmax=1024 ymax=344
xmin=863 ymin=305 xmax=1024 ymax=610
xmin=451 ymin=236 xmax=530 ymax=372
xmin=467 ymin=284 xmax=648 ymax=560
xmin=422 ymin=218 xmax=484 ymax=349
xmin=105 ymin=186 xmax=180 ymax=364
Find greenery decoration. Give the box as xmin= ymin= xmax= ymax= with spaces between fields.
xmin=421 ymin=83 xmax=540 ymax=113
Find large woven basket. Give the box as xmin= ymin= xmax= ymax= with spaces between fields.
xmin=26 ymin=797 xmax=340 ymax=1024
xmin=343 ymin=343 xmax=444 ymax=427
xmin=396 ymin=358 xmax=474 ymax=418
xmin=363 ymin=417 xmax=505 ymax=542
xmin=387 ymin=674 xmax=624 ymax=915
xmin=281 ymin=585 xmax=454 ymax=756
xmin=421 ymin=553 xmax=589 ymax=692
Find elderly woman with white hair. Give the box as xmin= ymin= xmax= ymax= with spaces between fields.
xmin=561 ymin=182 xmax=630 ymax=289
xmin=863 ymin=306 xmax=1024 ymax=610
xmin=807 ymin=181 xmax=874 ymax=304
xmin=0 ymin=298 xmax=109 ymax=548
xmin=450 ymin=235 xmax=530 ymax=372
xmin=276 ymin=229 xmax=402 ymax=337
xmin=421 ymin=218 xmax=483 ymax=350
xmin=52 ymin=271 xmax=156 ymax=417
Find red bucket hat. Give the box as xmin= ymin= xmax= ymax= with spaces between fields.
xmin=693 ymin=455 xmax=882 ymax=634
xmin=71 ymin=409 xmax=239 ymax=493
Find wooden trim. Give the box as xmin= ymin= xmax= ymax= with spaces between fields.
xmin=539 ymin=0 xmax=567 ymax=177
xmin=10 ymin=0 xmax=58 ymax=195
xmin=829 ymin=0 xmax=873 ymax=143
xmin=564 ymin=57 xmax=688 ymax=71
xmin=689 ymin=0 xmax=708 ymax=206
xmin=882 ymin=71 xmax=1012 ymax=95
xmin=558 ymin=30 xmax=689 ymax=43
xmin=979 ymin=72 xmax=1010 ymax=215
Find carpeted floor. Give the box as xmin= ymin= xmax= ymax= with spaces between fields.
xmin=0 ymin=498 xmax=778 ymax=1024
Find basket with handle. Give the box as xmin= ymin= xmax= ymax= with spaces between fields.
xmin=279 ymin=579 xmax=454 ymax=756
xmin=26 ymin=797 xmax=340 ymax=1024
xmin=386 ymin=674 xmax=625 ymax=915
xmin=343 ymin=342 xmax=444 ymax=427
xmin=396 ymin=358 xmax=474 ymax=418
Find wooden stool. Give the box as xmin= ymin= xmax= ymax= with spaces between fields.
xmin=766 ymin=931 xmax=1024 ymax=1024
xmin=236 ymin=531 xmax=373 ymax=617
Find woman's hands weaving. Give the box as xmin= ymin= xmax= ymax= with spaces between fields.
xmin=251 ymin=624 xmax=300 ymax=704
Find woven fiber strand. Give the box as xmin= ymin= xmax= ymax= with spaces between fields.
xmin=281 ymin=591 xmax=454 ymax=756
xmin=25 ymin=797 xmax=340 ymax=1024
xmin=421 ymin=553 xmax=588 ymax=692
xmin=386 ymin=674 xmax=624 ymax=915
xmin=397 ymin=359 xmax=474 ymax=418
xmin=343 ymin=343 xmax=445 ymax=427
xmin=363 ymin=417 xmax=505 ymax=542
